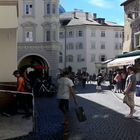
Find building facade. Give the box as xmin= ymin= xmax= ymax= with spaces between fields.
xmin=0 ymin=0 xmax=18 ymax=82
xmin=18 ymin=0 xmax=60 ymax=78
xmin=59 ymin=11 xmax=123 ymax=75
xmin=121 ymin=0 xmax=140 ymax=53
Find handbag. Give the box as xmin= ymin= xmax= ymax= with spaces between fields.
xmin=75 ymin=106 xmax=87 ymax=122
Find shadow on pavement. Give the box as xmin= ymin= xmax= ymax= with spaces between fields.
xmin=68 ymin=93 xmax=140 ymax=140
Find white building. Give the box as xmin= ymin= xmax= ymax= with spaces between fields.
xmin=17 ymin=0 xmax=60 ymax=78
xmin=0 ymin=0 xmax=18 ymax=82
xmin=59 ymin=11 xmax=124 ymax=75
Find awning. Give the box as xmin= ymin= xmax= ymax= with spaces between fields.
xmin=0 ymin=5 xmax=18 ymax=28
xmin=107 ymin=55 xmax=140 ymax=68
xmin=101 ymin=59 xmax=114 ymax=64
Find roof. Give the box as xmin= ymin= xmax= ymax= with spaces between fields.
xmin=67 ymin=18 xmax=100 ymax=26
xmin=120 ymin=0 xmax=134 ymax=6
xmin=60 ymin=12 xmax=123 ymax=27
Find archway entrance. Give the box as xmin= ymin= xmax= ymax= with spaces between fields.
xmin=18 ymin=55 xmax=49 ymax=80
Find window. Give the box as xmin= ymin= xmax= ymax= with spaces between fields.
xmin=91 ymin=54 xmax=95 ymax=62
xmin=24 ymin=1 xmax=33 ymax=16
xmin=59 ymin=52 xmax=63 ymax=63
xmin=91 ymin=42 xmax=96 ymax=49
xmin=59 ymin=32 xmax=64 ymax=38
xmin=115 ymin=32 xmax=119 ymax=38
xmin=79 ymin=43 xmax=83 ymax=49
xmin=66 ymin=55 xmax=73 ymax=62
xmin=91 ymin=31 xmax=96 ymax=37
xmin=22 ymin=23 xmax=36 ymax=42
xmin=52 ymin=4 xmax=56 ymax=14
xmin=52 ymin=30 xmax=56 ymax=41
xmin=45 ymin=30 xmax=51 ymax=41
xmin=44 ymin=1 xmax=58 ymax=16
xmin=101 ymin=43 xmax=105 ymax=49
xmin=77 ymin=54 xmax=84 ymax=62
xmin=47 ymin=3 xmax=50 ymax=14
xmin=99 ymin=55 xmax=106 ymax=62
xmin=66 ymin=43 xmax=74 ymax=50
xmin=25 ymin=31 xmax=33 ymax=42
xmin=77 ymin=54 xmax=81 ymax=62
xmin=101 ymin=31 xmax=105 ymax=37
xmin=76 ymin=42 xmax=83 ymax=50
xmin=136 ymin=35 xmax=140 ymax=46
xmin=119 ymin=43 xmax=122 ymax=49
xmin=68 ymin=31 xmax=74 ymax=38
xmin=120 ymin=32 xmax=122 ymax=38
xmin=135 ymin=33 xmax=140 ymax=48
xmin=127 ymin=12 xmax=136 ymax=19
xmin=115 ymin=43 xmax=119 ymax=50
xmin=78 ymin=30 xmax=83 ymax=37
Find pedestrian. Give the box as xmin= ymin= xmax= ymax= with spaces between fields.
xmin=114 ymin=71 xmax=122 ymax=93
xmin=57 ymin=71 xmax=77 ymax=133
xmin=123 ymin=65 xmax=136 ymax=118
xmin=81 ymin=71 xmax=87 ymax=88
xmin=13 ymin=70 xmax=32 ymax=118
xmin=92 ymin=73 xmax=96 ymax=81
xmin=108 ymin=70 xmax=113 ymax=86
xmin=121 ymin=70 xmax=127 ymax=92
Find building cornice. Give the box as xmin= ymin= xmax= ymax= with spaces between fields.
xmin=21 ymin=21 xmax=37 ymax=27
xmin=18 ymin=42 xmax=61 ymax=46
xmin=65 ymin=24 xmax=124 ymax=29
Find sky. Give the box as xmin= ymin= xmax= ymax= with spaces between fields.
xmin=60 ymin=0 xmax=126 ymax=25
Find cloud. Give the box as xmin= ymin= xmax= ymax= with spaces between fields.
xmin=88 ymin=0 xmax=115 ymax=9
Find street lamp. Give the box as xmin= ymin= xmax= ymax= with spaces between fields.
xmin=60 ymin=19 xmax=70 ymax=69
xmin=64 ymin=25 xmax=67 ymax=69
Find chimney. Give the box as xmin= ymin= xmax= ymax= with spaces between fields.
xmin=85 ymin=12 xmax=89 ymax=20
xmin=73 ymin=11 xmax=77 ymax=19
xmin=93 ymin=13 xmax=97 ymax=19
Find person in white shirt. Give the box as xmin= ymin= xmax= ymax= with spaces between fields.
xmin=123 ymin=65 xmax=136 ymax=118
xmin=57 ymin=71 xmax=77 ymax=130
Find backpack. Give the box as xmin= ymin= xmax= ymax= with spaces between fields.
xmin=25 ymin=79 xmax=32 ymax=92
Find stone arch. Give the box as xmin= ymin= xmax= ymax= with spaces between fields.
xmin=18 ymin=54 xmax=50 ymax=78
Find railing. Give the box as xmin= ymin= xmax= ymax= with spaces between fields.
xmin=0 ymin=89 xmax=35 ymax=133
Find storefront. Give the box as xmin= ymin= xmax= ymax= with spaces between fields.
xmin=107 ymin=51 xmax=140 ymax=82
xmin=107 ymin=55 xmax=140 ymax=68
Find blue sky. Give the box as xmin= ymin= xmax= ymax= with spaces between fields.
xmin=60 ymin=0 xmax=126 ymax=25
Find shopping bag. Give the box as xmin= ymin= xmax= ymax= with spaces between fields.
xmin=75 ymin=106 xmax=87 ymax=122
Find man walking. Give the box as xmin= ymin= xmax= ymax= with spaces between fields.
xmin=57 ymin=71 xmax=77 ymax=133
xmin=123 ymin=65 xmax=136 ymax=118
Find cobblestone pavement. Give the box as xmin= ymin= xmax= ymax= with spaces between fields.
xmin=7 ymin=96 xmax=64 ymax=140
xmin=6 ymin=83 xmax=140 ymax=140
xmin=68 ymin=84 xmax=140 ymax=140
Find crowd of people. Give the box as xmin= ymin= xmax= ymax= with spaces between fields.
xmin=10 ymin=64 xmax=137 ymax=121
xmin=108 ymin=69 xmax=127 ymax=93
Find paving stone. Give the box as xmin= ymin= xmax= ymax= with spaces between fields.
xmin=7 ymin=83 xmax=140 ymax=140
